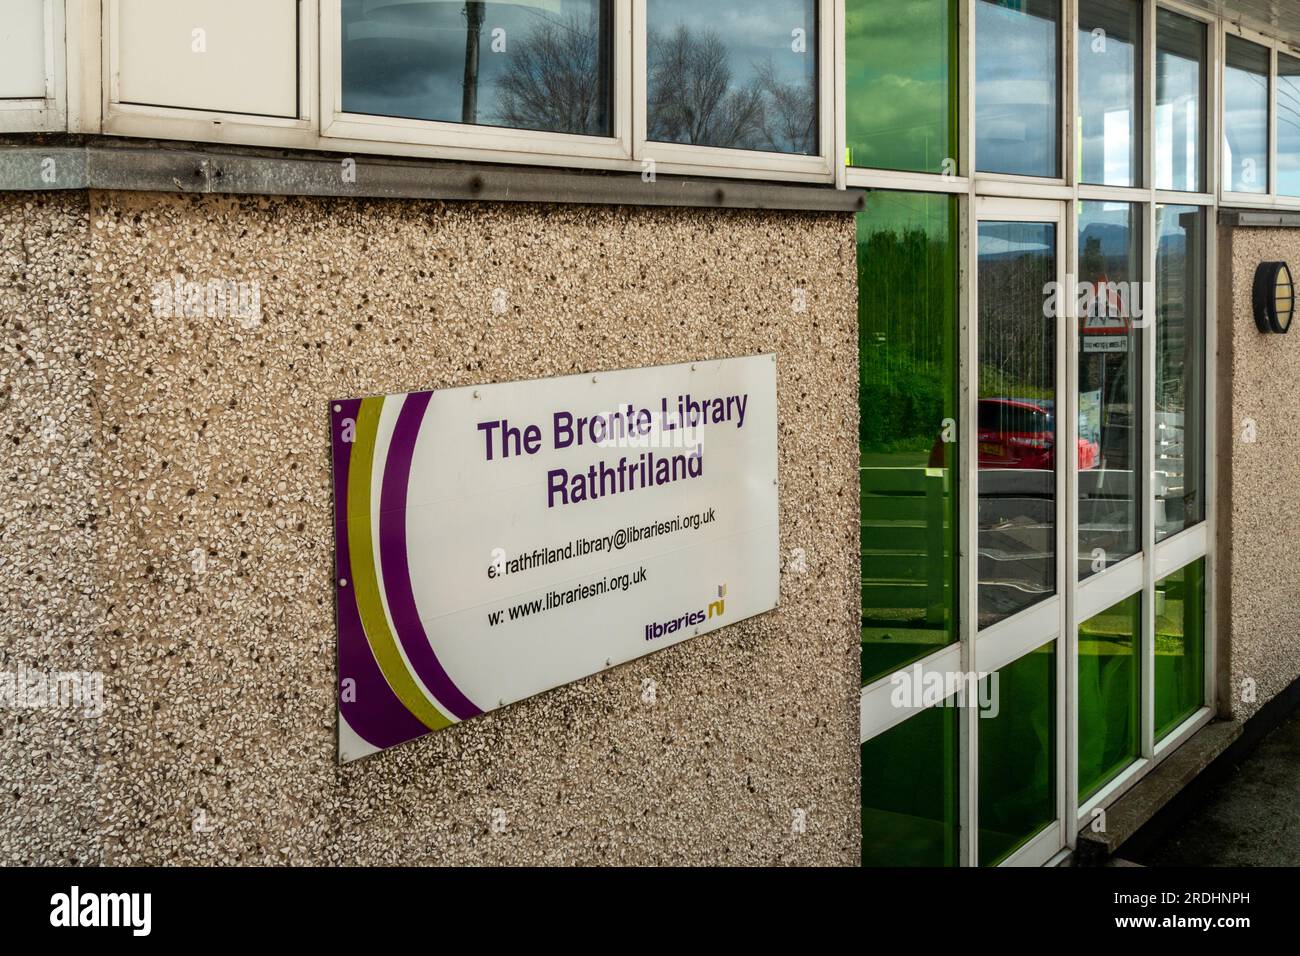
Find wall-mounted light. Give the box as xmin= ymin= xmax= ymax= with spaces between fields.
xmin=1253 ymin=261 xmax=1294 ymax=334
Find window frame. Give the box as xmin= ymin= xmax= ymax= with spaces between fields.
xmin=320 ymin=0 xmax=635 ymax=168
xmin=633 ymin=0 xmax=836 ymax=182
xmin=0 ymin=0 xmax=67 ymax=134
xmin=858 ymin=0 xmax=1220 ymax=868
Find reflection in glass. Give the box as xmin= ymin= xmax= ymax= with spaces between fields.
xmin=1078 ymin=593 xmax=1140 ymax=800
xmin=1077 ymin=0 xmax=1140 ymax=187
xmin=858 ymin=194 xmax=959 ymax=685
xmin=976 ymin=0 xmax=1060 ymax=177
xmin=979 ymin=641 xmax=1056 ymax=866
xmin=1223 ymin=35 xmax=1270 ymax=194
xmin=1155 ymin=206 xmax=1206 ymax=540
xmin=646 ymin=0 xmax=818 ymax=155
xmin=1077 ymin=202 xmax=1141 ymax=580
xmin=1279 ymin=55 xmax=1300 ymax=197
xmin=845 ymin=0 xmax=955 ymax=173
xmin=1155 ymin=9 xmax=1206 ymax=192
xmin=1155 ymin=559 xmax=1205 ymax=741
xmin=861 ymin=705 xmax=959 ymax=866
xmin=978 ymin=221 xmax=1056 ymax=629
xmin=341 ymin=0 xmax=612 ymax=136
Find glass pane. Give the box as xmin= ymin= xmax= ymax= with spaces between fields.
xmin=976 ymin=0 xmax=1061 ymax=177
xmin=861 ymin=705 xmax=959 ymax=866
xmin=1155 ymin=205 xmax=1206 ymax=540
xmin=1223 ymin=35 xmax=1270 ymax=194
xmin=341 ymin=0 xmax=613 ymax=136
xmin=1078 ymin=593 xmax=1141 ymax=800
xmin=859 ymin=194 xmax=959 ymax=685
xmin=978 ymin=641 xmax=1056 ymax=866
xmin=978 ymin=220 xmax=1056 ymax=629
xmin=646 ymin=0 xmax=819 ymax=155
xmin=1077 ymin=0 xmax=1141 ymax=187
xmin=1155 ymin=9 xmax=1206 ymax=192
xmin=1077 ymin=202 xmax=1141 ymax=579
xmin=1155 ymin=558 xmax=1206 ymax=741
xmin=845 ymin=0 xmax=956 ymax=174
xmin=1279 ymin=54 xmax=1300 ymax=197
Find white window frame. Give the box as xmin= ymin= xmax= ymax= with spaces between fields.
xmin=858 ymin=0 xmax=1221 ymax=868
xmin=101 ymin=0 xmax=319 ymax=149
xmin=633 ymin=0 xmax=836 ymax=183
xmin=0 ymin=0 xmax=67 ymax=134
xmin=320 ymin=0 xmax=635 ymax=169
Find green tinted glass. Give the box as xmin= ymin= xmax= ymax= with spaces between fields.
xmin=1155 ymin=559 xmax=1205 ymax=740
xmin=978 ymin=642 xmax=1056 ymax=866
xmin=1078 ymin=593 xmax=1141 ymax=800
xmin=861 ymin=704 xmax=960 ymax=866
xmin=858 ymin=193 xmax=959 ymax=686
xmin=845 ymin=0 xmax=957 ymax=173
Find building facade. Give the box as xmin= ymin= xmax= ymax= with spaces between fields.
xmin=0 ymin=0 xmax=1297 ymax=866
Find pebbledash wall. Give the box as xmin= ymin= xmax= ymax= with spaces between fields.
xmin=1216 ymin=222 xmax=1300 ymax=724
xmin=0 ymin=188 xmax=861 ymax=865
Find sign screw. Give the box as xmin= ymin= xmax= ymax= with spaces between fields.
xmin=332 ymin=404 xmax=342 ymax=413
xmin=338 ymin=578 xmax=348 ymax=587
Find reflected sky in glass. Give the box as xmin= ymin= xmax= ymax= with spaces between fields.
xmin=646 ymin=0 xmax=818 ymax=155
xmin=976 ymin=0 xmax=1060 ymax=177
xmin=1155 ymin=10 xmax=1205 ymax=192
xmin=341 ymin=0 xmax=612 ymax=136
xmin=1077 ymin=202 xmax=1141 ymax=581
xmin=1077 ymin=0 xmax=1140 ymax=187
xmin=1223 ymin=35 xmax=1269 ymax=194
xmin=1279 ymin=55 xmax=1300 ymax=197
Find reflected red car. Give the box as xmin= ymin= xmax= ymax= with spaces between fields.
xmin=928 ymin=398 xmax=1100 ymax=470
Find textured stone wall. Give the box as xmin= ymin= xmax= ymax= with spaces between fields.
xmin=1 ymin=190 xmax=860 ymax=865
xmin=1217 ymin=226 xmax=1300 ymax=721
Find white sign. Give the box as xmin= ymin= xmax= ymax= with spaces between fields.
xmin=331 ymin=356 xmax=780 ymax=761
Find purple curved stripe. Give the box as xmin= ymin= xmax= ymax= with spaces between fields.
xmin=379 ymin=391 xmax=483 ymax=720
xmin=332 ymin=397 xmax=429 ymax=751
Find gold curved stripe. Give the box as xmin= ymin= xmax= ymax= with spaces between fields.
xmin=347 ymin=396 xmax=452 ymax=732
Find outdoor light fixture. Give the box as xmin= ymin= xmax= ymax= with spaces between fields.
xmin=1252 ymin=261 xmax=1294 ymax=334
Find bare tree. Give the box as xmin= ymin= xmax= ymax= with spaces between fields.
xmin=647 ymin=25 xmax=767 ymax=150
xmin=494 ymin=14 xmax=608 ymax=135
xmin=754 ymin=59 xmax=816 ymax=155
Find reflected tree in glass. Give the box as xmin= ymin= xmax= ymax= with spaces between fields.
xmin=341 ymin=0 xmax=612 ymax=137
xmin=646 ymin=0 xmax=818 ymax=155
xmin=858 ymin=194 xmax=959 ymax=685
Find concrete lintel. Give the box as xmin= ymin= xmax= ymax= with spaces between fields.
xmin=0 ymin=143 xmax=867 ymax=214
xmin=1219 ymin=208 xmax=1300 ymax=229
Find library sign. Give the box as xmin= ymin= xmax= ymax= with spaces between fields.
xmin=330 ymin=356 xmax=779 ymax=761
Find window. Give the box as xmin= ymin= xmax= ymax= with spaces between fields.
xmin=1223 ymin=34 xmax=1270 ymax=195
xmin=645 ymin=0 xmax=818 ymax=155
xmin=978 ymin=641 xmax=1056 ymax=866
xmin=340 ymin=0 xmax=613 ymax=136
xmin=1278 ymin=53 xmax=1300 ymax=197
xmin=1155 ymin=9 xmax=1206 ymax=193
xmin=1078 ymin=594 xmax=1140 ymax=800
xmin=861 ymin=705 xmax=959 ymax=866
xmin=845 ymin=0 xmax=956 ymax=174
xmin=977 ymin=219 xmax=1057 ymax=627
xmin=1155 ymin=205 xmax=1206 ymax=540
xmin=976 ymin=0 xmax=1061 ymax=177
xmin=1077 ymin=201 xmax=1141 ymax=579
xmin=857 ymin=193 xmax=959 ymax=685
xmin=1077 ymin=0 xmax=1141 ymax=187
xmin=1155 ymin=559 xmax=1206 ymax=741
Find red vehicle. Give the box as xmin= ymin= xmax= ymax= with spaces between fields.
xmin=928 ymin=398 xmax=1100 ymax=470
